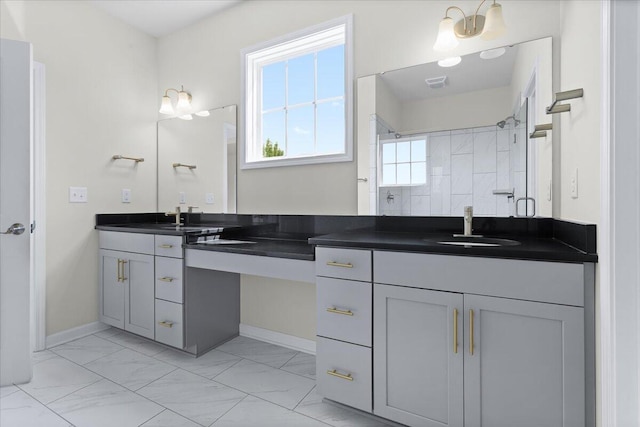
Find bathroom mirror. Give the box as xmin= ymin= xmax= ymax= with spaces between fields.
xmin=157 ymin=104 xmax=237 ymax=213
xmin=356 ymin=37 xmax=552 ymax=217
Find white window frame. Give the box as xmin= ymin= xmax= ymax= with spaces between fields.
xmin=379 ymin=136 xmax=428 ymax=187
xmin=240 ymin=15 xmax=353 ymax=169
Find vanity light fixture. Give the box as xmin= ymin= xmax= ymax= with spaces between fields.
xmin=425 ymin=76 xmax=448 ymax=89
xmin=159 ymin=85 xmax=192 ymax=118
xmin=438 ymin=56 xmax=462 ymax=67
xmin=195 ymin=110 xmax=210 ymax=117
xmin=433 ymin=0 xmax=506 ymax=52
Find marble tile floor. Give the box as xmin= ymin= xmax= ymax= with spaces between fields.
xmin=0 ymin=329 xmax=391 ymax=427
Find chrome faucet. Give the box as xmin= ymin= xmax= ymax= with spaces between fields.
xmin=165 ymin=206 xmax=183 ymax=226
xmin=463 ymin=206 xmax=473 ymax=236
xmin=187 ymin=206 xmax=200 ymax=214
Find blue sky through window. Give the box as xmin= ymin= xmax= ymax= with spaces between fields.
xmin=261 ymin=44 xmax=345 ymax=157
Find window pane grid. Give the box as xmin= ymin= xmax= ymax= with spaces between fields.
xmin=381 ymin=138 xmax=427 ymax=186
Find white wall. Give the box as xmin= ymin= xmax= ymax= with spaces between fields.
xmin=558 ymin=1 xmax=601 ymax=223
xmin=0 ymin=0 xmax=158 ymax=335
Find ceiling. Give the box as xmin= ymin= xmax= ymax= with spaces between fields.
xmin=380 ymin=45 xmax=518 ymax=101
xmin=90 ymin=0 xmax=242 ymax=38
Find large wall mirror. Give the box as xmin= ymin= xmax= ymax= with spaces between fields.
xmin=157 ymin=104 xmax=237 ymax=213
xmin=357 ymin=37 xmax=552 ymax=218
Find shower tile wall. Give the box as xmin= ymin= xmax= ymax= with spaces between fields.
xmin=379 ymin=125 xmax=522 ymax=217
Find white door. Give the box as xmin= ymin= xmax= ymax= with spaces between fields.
xmin=0 ymin=38 xmax=33 ymax=386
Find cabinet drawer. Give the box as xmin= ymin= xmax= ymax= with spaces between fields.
xmin=317 ymin=277 xmax=372 ymax=347
xmin=374 ymin=251 xmax=585 ymax=306
xmin=155 ymin=299 xmax=183 ymax=349
xmin=155 ymin=257 xmax=183 ymax=303
xmin=316 ymin=247 xmax=371 ymax=282
xmin=99 ymin=231 xmax=154 ymax=255
xmin=155 ymin=235 xmax=183 ymax=258
xmin=316 ymin=337 xmax=372 ymax=412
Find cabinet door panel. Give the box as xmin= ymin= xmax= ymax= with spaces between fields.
xmin=123 ymin=252 xmax=155 ymax=339
xmin=100 ymin=250 xmax=124 ymax=328
xmin=464 ymin=295 xmax=584 ymax=427
xmin=374 ymin=284 xmax=463 ymax=427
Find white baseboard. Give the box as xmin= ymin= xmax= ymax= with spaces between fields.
xmin=45 ymin=321 xmax=110 ymax=349
xmin=239 ymin=324 xmax=316 ymax=355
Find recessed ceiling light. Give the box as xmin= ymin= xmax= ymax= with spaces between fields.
xmin=480 ymin=47 xmax=506 ymax=60
xmin=438 ymin=56 xmax=462 ymax=67
xmin=425 ymin=76 xmax=448 ymax=89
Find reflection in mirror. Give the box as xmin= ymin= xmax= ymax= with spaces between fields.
xmin=357 ymin=37 xmax=552 ymax=217
xmin=157 ymin=105 xmax=237 ymax=213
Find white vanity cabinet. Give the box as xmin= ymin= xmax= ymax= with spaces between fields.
xmin=99 ymin=232 xmax=155 ymax=339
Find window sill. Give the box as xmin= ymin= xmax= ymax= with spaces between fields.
xmin=241 ymin=152 xmax=353 ymax=170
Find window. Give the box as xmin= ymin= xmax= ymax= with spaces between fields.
xmin=380 ymin=138 xmax=427 ymax=186
xmin=241 ymin=16 xmax=353 ymax=168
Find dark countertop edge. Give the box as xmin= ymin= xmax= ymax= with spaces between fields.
xmin=307 ymin=235 xmax=598 ymax=264
xmin=96 ymin=224 xmax=184 ymax=236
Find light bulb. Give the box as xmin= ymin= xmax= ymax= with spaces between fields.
xmin=438 ymin=56 xmax=462 ymax=67
xmin=178 ymin=114 xmax=193 ymax=120
xmin=433 ymin=17 xmax=459 ymax=52
xmin=176 ymin=91 xmax=192 ymax=114
xmin=481 ymin=3 xmax=506 ymax=40
xmin=195 ymin=110 xmax=210 ymax=117
xmin=159 ymin=96 xmax=174 ymax=115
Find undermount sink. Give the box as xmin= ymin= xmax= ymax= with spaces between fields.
xmin=427 ymin=236 xmax=521 ymax=247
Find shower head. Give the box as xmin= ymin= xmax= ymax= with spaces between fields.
xmin=496 ymin=115 xmax=520 ymax=129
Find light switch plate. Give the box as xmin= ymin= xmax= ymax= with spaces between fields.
xmin=179 ymin=192 xmax=186 ymax=204
xmin=205 ymin=193 xmax=214 ymax=204
xmin=122 ymin=189 xmax=131 ymax=203
xmin=69 ymin=187 xmax=87 ymax=203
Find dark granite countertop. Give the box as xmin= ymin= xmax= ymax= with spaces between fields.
xmin=95 ymin=213 xmax=597 ymax=264
xmin=308 ymin=230 xmax=597 ymax=263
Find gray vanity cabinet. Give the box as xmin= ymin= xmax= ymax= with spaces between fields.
xmin=463 ymin=294 xmax=584 ymax=427
xmin=99 ymin=249 xmax=155 ymax=339
xmin=373 ymin=283 xmax=464 ymax=427
xmin=99 ymin=231 xmax=156 ymax=340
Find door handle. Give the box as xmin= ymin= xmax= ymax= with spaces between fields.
xmin=2 ymin=223 xmax=26 ymax=235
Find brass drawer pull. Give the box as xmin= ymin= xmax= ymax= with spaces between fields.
xmin=453 ymin=308 xmax=458 ymax=354
xmin=158 ymin=321 xmax=174 ymax=328
xmin=158 ymin=277 xmax=175 ymax=282
xmin=327 ymin=369 xmax=353 ymax=381
xmin=158 ymin=244 xmax=173 ymax=249
xmin=326 ymin=261 xmax=353 ymax=268
xmin=326 ymin=307 xmax=354 ymax=316
xmin=117 ymin=259 xmax=122 ymax=282
xmin=469 ymin=309 xmax=475 ymax=356
xmin=120 ymin=260 xmax=127 ymax=282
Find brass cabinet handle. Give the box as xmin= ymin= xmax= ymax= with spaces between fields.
xmin=158 ymin=277 xmax=175 ymax=282
xmin=116 ymin=259 xmax=122 ymax=282
xmin=158 ymin=321 xmax=174 ymax=328
xmin=327 ymin=369 xmax=353 ymax=381
xmin=326 ymin=261 xmax=353 ymax=268
xmin=326 ymin=307 xmax=354 ymax=316
xmin=158 ymin=244 xmax=173 ymax=249
xmin=453 ymin=308 xmax=458 ymax=354
xmin=470 ymin=309 xmax=475 ymax=356
xmin=120 ymin=260 xmax=127 ymax=281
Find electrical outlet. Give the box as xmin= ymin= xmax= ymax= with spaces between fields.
xmin=179 ymin=192 xmax=186 ymax=204
xmin=122 ymin=189 xmax=131 ymax=203
xmin=205 ymin=193 xmax=214 ymax=204
xmin=69 ymin=186 xmax=88 ymax=203
xmin=570 ymin=168 xmax=578 ymax=199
